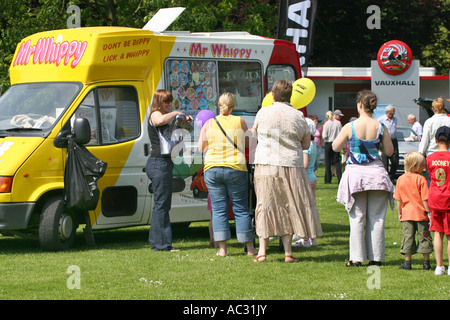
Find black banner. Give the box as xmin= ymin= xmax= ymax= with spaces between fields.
xmin=277 ymin=0 xmax=318 ymax=76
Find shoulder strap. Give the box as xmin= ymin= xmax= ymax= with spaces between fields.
xmin=214 ymin=117 xmax=244 ymax=154
xmin=350 ymin=122 xmax=356 ymax=136
xmin=149 ymin=113 xmax=174 ymax=135
xmin=378 ymin=122 xmax=384 ymax=135
xmin=149 ymin=114 xmax=154 ymax=127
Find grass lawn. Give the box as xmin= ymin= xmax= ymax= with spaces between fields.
xmin=0 ymin=165 xmax=449 ymax=301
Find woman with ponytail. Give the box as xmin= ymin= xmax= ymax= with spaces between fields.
xmin=332 ymin=89 xmax=395 ymax=267
xmin=198 ymin=92 xmax=257 ymax=257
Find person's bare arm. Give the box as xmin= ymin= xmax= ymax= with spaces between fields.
xmin=197 ymin=119 xmax=211 ymax=153
xmin=151 ymin=110 xmax=183 ymax=127
xmin=397 ymin=200 xmax=403 ymax=222
xmin=381 ymin=129 xmax=394 ymax=156
xmin=303 ymin=153 xmax=309 ymax=168
xmin=332 ymin=124 xmax=351 ymax=152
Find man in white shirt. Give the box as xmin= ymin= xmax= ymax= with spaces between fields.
xmin=378 ymin=105 xmax=399 ymax=181
xmin=407 ymin=114 xmax=423 ymax=137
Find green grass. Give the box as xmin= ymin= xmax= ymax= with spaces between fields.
xmin=0 ymin=165 xmax=449 ymax=300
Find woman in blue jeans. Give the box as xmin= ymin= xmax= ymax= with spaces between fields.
xmin=147 ymin=89 xmax=192 ymax=251
xmin=198 ymin=92 xmax=257 ymax=257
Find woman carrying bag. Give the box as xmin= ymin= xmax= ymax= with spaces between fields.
xmin=197 ymin=92 xmax=257 ymax=257
xmin=147 ymin=89 xmax=192 ymax=252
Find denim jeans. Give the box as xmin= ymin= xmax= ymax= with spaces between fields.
xmin=204 ymin=167 xmax=253 ymax=243
xmin=146 ymin=156 xmax=174 ymax=251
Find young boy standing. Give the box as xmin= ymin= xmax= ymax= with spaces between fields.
xmin=426 ymin=126 xmax=450 ymax=275
xmin=394 ymin=151 xmax=432 ymax=270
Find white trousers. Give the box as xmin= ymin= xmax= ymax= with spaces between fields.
xmin=348 ymin=190 xmax=389 ymax=262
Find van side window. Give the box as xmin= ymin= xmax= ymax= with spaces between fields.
xmin=71 ymin=86 xmax=140 ymax=145
xmin=165 ymin=59 xmax=219 ymax=116
xmin=266 ymin=64 xmax=297 ymax=90
xmin=164 ymin=59 xmax=263 ymax=115
xmin=217 ymin=61 xmax=262 ymax=114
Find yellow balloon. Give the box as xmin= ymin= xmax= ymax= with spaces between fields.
xmin=290 ymin=78 xmax=316 ymax=109
xmin=261 ymin=92 xmax=273 ymax=107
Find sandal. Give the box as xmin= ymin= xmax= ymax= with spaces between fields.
xmin=285 ymin=255 xmax=300 ymax=263
xmin=346 ymin=261 xmax=361 ymax=267
xmin=216 ymin=250 xmax=226 ymax=257
xmin=251 ymin=255 xmax=266 ymax=262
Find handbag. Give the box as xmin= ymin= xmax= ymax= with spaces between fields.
xmin=213 ymin=117 xmax=245 ymax=155
xmin=149 ymin=116 xmax=183 ymax=156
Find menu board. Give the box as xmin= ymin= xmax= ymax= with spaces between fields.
xmin=166 ymin=59 xmax=218 ymax=116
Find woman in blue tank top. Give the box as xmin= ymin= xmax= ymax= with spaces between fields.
xmin=332 ymin=90 xmax=395 ymax=267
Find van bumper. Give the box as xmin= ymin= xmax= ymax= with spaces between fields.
xmin=0 ymin=203 xmax=35 ymax=229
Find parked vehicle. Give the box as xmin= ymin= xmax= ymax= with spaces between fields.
xmin=396 ymin=126 xmax=421 ymax=176
xmin=0 ymin=10 xmax=303 ymax=250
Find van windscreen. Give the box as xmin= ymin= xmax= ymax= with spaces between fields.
xmin=0 ymin=82 xmax=81 ymax=133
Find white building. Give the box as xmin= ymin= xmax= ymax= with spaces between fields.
xmin=306 ymin=66 xmax=449 ymax=126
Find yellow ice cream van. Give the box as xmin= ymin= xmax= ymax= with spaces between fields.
xmin=0 ymin=19 xmax=302 ymax=250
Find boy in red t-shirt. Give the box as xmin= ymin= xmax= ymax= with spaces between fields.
xmin=426 ymin=126 xmax=450 ymax=275
xmin=394 ymin=151 xmax=432 ymax=270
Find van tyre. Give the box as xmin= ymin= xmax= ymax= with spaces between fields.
xmin=39 ymin=195 xmax=77 ymax=251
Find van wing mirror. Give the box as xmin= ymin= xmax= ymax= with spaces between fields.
xmin=73 ymin=117 xmax=91 ymax=145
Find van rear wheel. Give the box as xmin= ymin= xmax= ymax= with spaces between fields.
xmin=39 ymin=195 xmax=77 ymax=251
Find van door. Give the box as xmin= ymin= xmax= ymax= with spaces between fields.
xmin=69 ymin=83 xmax=150 ymax=229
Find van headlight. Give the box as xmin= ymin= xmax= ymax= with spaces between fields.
xmin=0 ymin=177 xmax=13 ymax=193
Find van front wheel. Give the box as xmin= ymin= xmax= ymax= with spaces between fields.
xmin=39 ymin=195 xmax=77 ymax=251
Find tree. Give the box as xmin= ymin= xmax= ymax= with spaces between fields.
xmin=421 ymin=0 xmax=450 ymax=75
xmin=0 ymin=0 xmax=448 ymax=93
xmin=309 ymin=0 xmax=449 ymax=74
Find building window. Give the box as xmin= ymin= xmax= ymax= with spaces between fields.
xmin=334 ymin=83 xmax=370 ymax=124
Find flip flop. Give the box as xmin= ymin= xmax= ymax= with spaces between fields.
xmin=285 ymin=255 xmax=300 ymax=263
xmin=251 ymin=255 xmax=266 ymax=262
xmin=346 ymin=261 xmax=361 ymax=267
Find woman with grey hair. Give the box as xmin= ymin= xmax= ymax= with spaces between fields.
xmin=251 ymin=79 xmax=322 ymax=263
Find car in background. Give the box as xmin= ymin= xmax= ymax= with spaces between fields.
xmin=396 ymin=126 xmax=421 ymax=176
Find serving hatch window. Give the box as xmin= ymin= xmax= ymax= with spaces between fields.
xmin=165 ymin=59 xmax=263 ymax=116
xmin=266 ymin=64 xmax=297 ymax=90
xmin=218 ymin=61 xmax=262 ymax=114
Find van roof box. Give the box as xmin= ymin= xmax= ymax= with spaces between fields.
xmin=161 ymin=31 xmax=252 ymax=37
xmin=143 ymin=7 xmax=186 ymax=33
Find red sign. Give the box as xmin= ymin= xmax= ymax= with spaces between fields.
xmin=377 ymin=40 xmax=412 ymax=75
